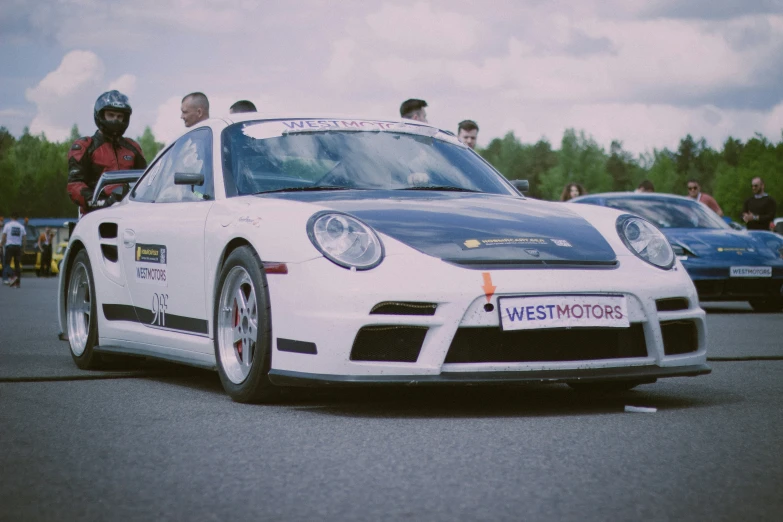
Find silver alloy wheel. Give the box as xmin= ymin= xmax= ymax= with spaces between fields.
xmin=67 ymin=261 xmax=91 ymax=356
xmin=218 ymin=266 xmax=259 ymax=384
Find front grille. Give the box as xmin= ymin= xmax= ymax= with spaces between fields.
xmin=370 ymin=302 xmax=437 ymax=316
xmin=696 ymin=278 xmax=781 ymax=299
xmin=724 ymin=278 xmax=778 ymax=297
xmin=661 ymin=321 xmax=698 ymax=355
xmin=445 ymin=324 xmax=647 ymax=363
xmin=351 ymin=326 xmax=427 ymax=362
xmin=656 ymin=297 xmax=689 ymax=312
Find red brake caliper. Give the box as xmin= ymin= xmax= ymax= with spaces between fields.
xmin=234 ymin=298 xmax=242 ymax=359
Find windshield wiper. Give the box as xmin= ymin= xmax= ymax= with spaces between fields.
xmin=399 ymin=185 xmax=479 ymax=193
xmin=255 ymin=186 xmax=354 ymax=194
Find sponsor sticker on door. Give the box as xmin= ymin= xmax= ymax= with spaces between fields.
xmin=498 ymin=294 xmax=629 ymax=331
xmin=135 ymin=243 xmax=167 ymax=286
xmin=730 ymin=266 xmax=772 ymax=278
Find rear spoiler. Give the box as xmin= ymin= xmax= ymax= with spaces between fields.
xmin=90 ymin=169 xmax=144 ymax=207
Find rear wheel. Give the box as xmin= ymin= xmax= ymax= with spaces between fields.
xmin=749 ymin=298 xmax=783 ymax=313
xmin=66 ymin=250 xmax=104 ymax=369
xmin=214 ymin=246 xmax=277 ymax=403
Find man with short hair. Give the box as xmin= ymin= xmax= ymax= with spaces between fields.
xmin=635 ymin=180 xmax=655 ymax=193
xmin=1 ymin=212 xmax=26 ymax=288
xmin=181 ymin=92 xmax=210 ymax=127
xmin=399 ymin=99 xmax=428 ymax=122
xmin=686 ymin=180 xmax=723 ymax=216
xmin=229 ymin=100 xmax=257 ymax=114
xmin=742 ymin=177 xmax=777 ymax=230
xmin=457 ymin=120 xmax=479 ymax=149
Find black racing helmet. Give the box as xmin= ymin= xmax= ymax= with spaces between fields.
xmin=94 ymin=90 xmax=132 ymax=138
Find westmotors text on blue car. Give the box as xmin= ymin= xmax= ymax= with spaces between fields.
xmin=573 ymin=192 xmax=783 ymax=312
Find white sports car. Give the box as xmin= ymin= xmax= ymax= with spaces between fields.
xmin=58 ymin=116 xmax=710 ymax=402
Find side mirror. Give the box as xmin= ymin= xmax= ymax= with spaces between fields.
xmin=510 ymin=179 xmax=529 ymax=193
xmin=111 ymin=185 xmax=127 ymax=197
xmin=174 ymin=172 xmax=205 ymax=186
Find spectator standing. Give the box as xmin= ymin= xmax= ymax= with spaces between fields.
xmin=742 ymin=177 xmax=777 ymax=230
xmin=686 ymin=180 xmax=723 ymax=216
xmin=181 ymin=92 xmax=210 ymax=127
xmin=400 ymin=99 xmax=428 ymax=123
xmin=635 ymin=180 xmax=655 ymax=193
xmin=38 ymin=227 xmax=53 ymax=277
xmin=0 ymin=215 xmax=7 ymax=284
xmin=457 ymin=120 xmax=479 ymax=149
xmin=230 ymin=100 xmax=257 ymax=114
xmin=1 ymin=212 xmax=26 ymax=288
xmin=67 ymin=91 xmax=147 ymax=215
xmin=560 ymin=182 xmax=586 ymax=201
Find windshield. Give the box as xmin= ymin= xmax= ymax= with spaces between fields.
xmin=604 ymin=197 xmax=730 ymax=229
xmin=221 ymin=120 xmax=513 ymax=196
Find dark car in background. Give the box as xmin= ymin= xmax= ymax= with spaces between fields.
xmin=573 ymin=192 xmax=783 ymax=312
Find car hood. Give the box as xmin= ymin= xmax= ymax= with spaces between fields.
xmin=260 ymin=191 xmax=617 ymax=267
xmin=664 ymin=228 xmax=770 ymax=258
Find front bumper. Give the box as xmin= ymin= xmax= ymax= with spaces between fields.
xmin=269 ymin=364 xmax=711 ymax=387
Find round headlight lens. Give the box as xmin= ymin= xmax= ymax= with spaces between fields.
xmin=616 ymin=215 xmax=674 ymax=269
xmin=307 ymin=212 xmax=384 ymax=270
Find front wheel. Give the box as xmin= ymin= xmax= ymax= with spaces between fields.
xmin=749 ymin=298 xmax=783 ymax=313
xmin=214 ymin=246 xmax=277 ymax=403
xmin=66 ymin=250 xmax=104 ymax=369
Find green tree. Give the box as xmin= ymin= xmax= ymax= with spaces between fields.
xmin=136 ymin=126 xmax=164 ymax=161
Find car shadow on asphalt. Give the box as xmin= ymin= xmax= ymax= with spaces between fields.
xmin=139 ymin=364 xmax=733 ymax=418
xmin=276 ymin=384 xmax=732 ymax=418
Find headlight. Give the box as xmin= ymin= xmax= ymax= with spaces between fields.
xmin=307 ymin=212 xmax=384 ymax=270
xmin=616 ymin=215 xmax=674 ymax=269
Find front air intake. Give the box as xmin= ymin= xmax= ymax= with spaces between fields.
xmin=350 ymin=326 xmax=427 ymax=362
xmin=370 ymin=302 xmax=437 ymax=316
xmin=445 ymin=325 xmax=647 ymax=363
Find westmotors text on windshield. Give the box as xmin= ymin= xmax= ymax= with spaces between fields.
xmin=220 ymin=120 xmax=512 ymax=197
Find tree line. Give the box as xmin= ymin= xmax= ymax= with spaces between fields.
xmin=0 ymin=125 xmax=164 ymax=219
xmin=480 ymin=129 xmax=782 ymax=221
xmin=0 ymin=123 xmax=780 ymax=221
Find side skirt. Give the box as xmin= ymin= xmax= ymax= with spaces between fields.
xmin=97 ymin=338 xmax=217 ymax=371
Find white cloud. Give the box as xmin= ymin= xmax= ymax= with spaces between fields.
xmin=25 ymin=50 xmax=105 ymax=140
xmin=323 ymin=39 xmax=356 ymax=85
xmin=26 ymin=50 xmax=103 ymax=102
xmin=365 ymin=2 xmax=480 ymax=55
xmin=108 ymin=74 xmax=137 ymax=95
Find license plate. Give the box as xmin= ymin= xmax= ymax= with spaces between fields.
xmin=498 ymin=295 xmax=629 ymax=331
xmin=730 ymin=266 xmax=772 ymax=278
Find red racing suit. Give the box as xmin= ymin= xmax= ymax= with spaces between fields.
xmin=67 ymin=131 xmax=147 ymax=213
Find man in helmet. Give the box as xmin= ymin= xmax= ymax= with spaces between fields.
xmin=67 ymin=90 xmax=147 ymax=214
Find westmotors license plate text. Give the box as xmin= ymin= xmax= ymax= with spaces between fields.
xmin=499 ymin=295 xmax=629 ymax=331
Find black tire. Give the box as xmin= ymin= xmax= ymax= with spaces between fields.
xmin=567 ymin=380 xmax=649 ymax=393
xmin=213 ymin=246 xmax=278 ymax=403
xmin=749 ymin=298 xmax=783 ymax=313
xmin=66 ymin=249 xmax=104 ymax=369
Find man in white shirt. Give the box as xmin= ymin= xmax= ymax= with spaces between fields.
xmin=1 ymin=212 xmax=26 ymax=288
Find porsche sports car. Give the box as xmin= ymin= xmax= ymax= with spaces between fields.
xmin=573 ymin=192 xmax=783 ymax=312
xmin=58 ymin=116 xmax=710 ymax=402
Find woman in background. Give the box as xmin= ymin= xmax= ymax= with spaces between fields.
xmin=560 ymin=182 xmax=586 ymax=202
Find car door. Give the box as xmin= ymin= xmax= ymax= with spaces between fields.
xmin=120 ymin=128 xmax=215 ymax=340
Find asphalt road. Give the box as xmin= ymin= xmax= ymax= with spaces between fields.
xmin=1 ymin=277 xmax=781 ymax=521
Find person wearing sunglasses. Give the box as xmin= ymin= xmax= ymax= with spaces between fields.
xmin=686 ymin=179 xmax=723 ymax=216
xmin=742 ymin=177 xmax=777 ymax=230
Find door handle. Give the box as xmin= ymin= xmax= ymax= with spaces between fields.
xmin=123 ymin=229 xmax=136 ymax=248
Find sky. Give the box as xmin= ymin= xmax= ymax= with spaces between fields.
xmin=1 ymin=0 xmax=782 ymax=155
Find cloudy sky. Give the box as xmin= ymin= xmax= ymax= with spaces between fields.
xmin=2 ymin=0 xmax=782 ymax=154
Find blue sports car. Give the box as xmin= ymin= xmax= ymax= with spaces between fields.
xmin=573 ymin=192 xmax=783 ymax=312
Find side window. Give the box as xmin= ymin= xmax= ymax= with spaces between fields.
xmin=131 ymin=128 xmax=214 ymax=203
